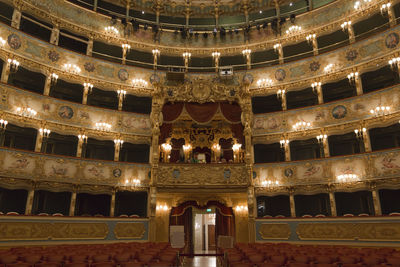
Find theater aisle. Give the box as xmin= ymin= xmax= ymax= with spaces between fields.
xmin=184 ymin=256 xmax=218 ymax=267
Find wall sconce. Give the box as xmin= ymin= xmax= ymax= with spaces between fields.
xmin=340 ymin=21 xmax=352 ymax=32
xmin=16 ymin=107 xmax=37 ymax=117
xmin=337 ymin=174 xmax=359 ymax=183
xmin=280 ymin=139 xmax=289 ymax=148
xmin=212 ymin=51 xmax=221 ymax=71
xmin=117 ymin=89 xmax=127 ymax=99
xmin=242 ymin=49 xmax=251 ymax=57
xmin=83 ymin=82 xmax=93 ymax=94
xmin=50 ymin=73 xmax=58 ymax=86
xmin=381 ymin=2 xmax=392 ymax=15
xmin=235 ymin=205 xmax=248 ymax=214
xmin=211 ymin=143 xmax=221 ymax=163
xmin=354 ymin=0 xmax=372 ymax=10
xmin=182 ymin=144 xmax=192 ymax=162
xmin=285 ymin=25 xmax=302 ymax=35
xmin=306 ymin=34 xmax=316 ymax=44
xmin=64 ymin=64 xmax=81 ymax=74
xmin=152 ymin=49 xmax=160 ymax=57
xmin=0 ymin=37 xmax=5 ymax=47
xmin=183 ymin=52 xmax=191 ymax=69
xmin=324 ymin=63 xmax=334 ymax=73
xmin=273 ymin=43 xmax=281 ymax=53
xmin=122 ymin=43 xmax=131 ymax=53
xmin=370 ymin=106 xmax=390 ymax=116
xmin=232 ymin=142 xmax=242 ymax=163
xmin=156 ymin=204 xmax=169 ymax=212
xmin=277 ymin=89 xmax=285 ymax=100
xmin=105 ymin=26 xmax=119 ymax=36
xmin=78 ymin=134 xmax=88 ymax=143
xmin=39 ymin=128 xmax=51 ymax=138
xmin=292 ymin=121 xmax=311 ymax=131
xmin=7 ymin=59 xmax=20 ymax=73
xmin=95 ymin=122 xmax=111 ymax=131
xmin=389 ymin=57 xmax=400 ymax=69
xmin=161 ymin=143 xmax=172 ymax=163
xmin=132 ymin=78 xmax=148 ymax=88
xmin=311 ymin=82 xmax=321 ymax=93
xmin=0 ymin=119 xmax=8 ymax=130
xmin=114 ymin=139 xmax=124 ymax=148
xmin=347 ymin=72 xmax=359 ymax=85
xmin=354 ymin=127 xmax=367 ymax=140
xmin=257 ymin=78 xmax=273 ymax=88
xmin=316 ymin=134 xmax=327 ymax=144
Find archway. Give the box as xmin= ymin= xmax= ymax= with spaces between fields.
xmin=169 ymin=200 xmax=235 ymax=256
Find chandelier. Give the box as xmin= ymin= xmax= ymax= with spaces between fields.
xmin=257 ymin=78 xmax=273 ymax=88
xmin=306 ymin=34 xmax=316 ymax=44
xmin=286 ymin=25 xmax=302 ymax=35
xmin=324 ymin=63 xmax=334 ymax=73
xmin=380 ymin=2 xmax=392 ymax=15
xmin=132 ymin=78 xmax=148 ymax=88
xmin=293 ymin=121 xmax=311 ymax=131
xmin=354 ymin=0 xmax=372 ymax=10
xmin=50 ymin=73 xmax=59 ymax=85
xmin=16 ymin=107 xmax=37 ymax=117
xmin=273 ymin=43 xmax=281 ymax=52
xmin=0 ymin=119 xmax=7 ymax=130
xmin=95 ymin=122 xmax=111 ymax=131
xmin=347 ymin=72 xmax=359 ymax=84
xmin=370 ymin=106 xmax=390 ymax=116
xmin=0 ymin=37 xmax=5 ymax=47
xmin=336 ymin=174 xmax=359 ymax=183
xmin=104 ymin=26 xmax=119 ymax=36
xmin=78 ymin=134 xmax=88 ymax=143
xmin=122 ymin=43 xmax=131 ymax=53
xmin=261 ymin=179 xmax=280 ymax=187
xmin=276 ymin=89 xmax=285 ymax=100
xmin=39 ymin=128 xmax=51 ymax=138
xmin=354 ymin=127 xmax=367 ymax=139
xmin=280 ymin=139 xmax=289 ymax=148
xmin=389 ymin=57 xmax=400 ymax=69
xmin=64 ymin=64 xmax=81 ymax=74
xmin=341 ymin=21 xmax=352 ymax=32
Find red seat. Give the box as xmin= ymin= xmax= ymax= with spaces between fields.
xmin=230 ymin=262 xmax=253 ymax=267
xmin=21 ymin=254 xmax=42 ymax=264
xmin=0 ymin=254 xmax=18 ymax=264
xmin=137 ymin=254 xmax=153 ymax=264
xmin=270 ymin=255 xmax=286 ymax=265
xmin=248 ymin=254 xmax=264 ymax=263
xmin=35 ymin=263 xmax=62 ymax=267
xmin=147 ymin=262 xmax=172 ymax=267
xmin=91 ymin=262 xmax=116 ymax=267
xmin=120 ymin=262 xmax=143 ymax=267
xmin=287 ymin=264 xmax=310 ymax=267
xmin=386 ymin=257 xmax=400 ymax=265
xmin=64 ymin=264 xmax=88 ymax=267
xmin=92 ymin=255 xmax=110 ymax=263
xmin=114 ymin=253 xmax=131 ymax=263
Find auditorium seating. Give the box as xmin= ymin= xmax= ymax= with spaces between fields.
xmin=0 ymin=242 xmax=180 ymax=267
xmin=222 ymin=243 xmax=400 ymax=267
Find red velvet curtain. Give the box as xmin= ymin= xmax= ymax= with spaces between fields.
xmin=170 ymin=206 xmax=193 ymax=255
xmin=216 ymin=208 xmax=235 ymax=237
xmin=162 ymin=102 xmax=184 ymax=122
xmin=185 ymin=103 xmax=219 ymax=123
xmin=220 ymin=102 xmax=242 ymax=123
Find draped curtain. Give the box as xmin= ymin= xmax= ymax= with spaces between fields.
xmin=160 ymin=102 xmax=243 ymax=145
xmin=170 ymin=200 xmax=235 ymax=255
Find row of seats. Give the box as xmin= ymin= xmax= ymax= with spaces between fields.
xmin=0 ymin=242 xmax=181 ymax=267
xmin=222 ymin=243 xmax=400 ymax=267
xmin=262 ymin=213 xmax=400 ymax=218
xmin=0 ymin=212 xmax=141 ymax=218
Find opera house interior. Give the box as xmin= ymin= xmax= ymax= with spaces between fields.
xmin=0 ymin=0 xmax=400 ymax=266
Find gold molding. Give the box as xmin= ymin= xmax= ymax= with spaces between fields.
xmin=259 ymin=223 xmax=291 ymax=240
xmin=114 ymin=222 xmax=146 ymax=239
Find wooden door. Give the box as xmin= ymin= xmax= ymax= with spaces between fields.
xmin=208 ymin=224 xmax=216 ymax=250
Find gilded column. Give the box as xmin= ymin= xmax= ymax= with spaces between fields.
xmin=348 ymin=24 xmax=355 ymax=44
xmin=50 ymin=26 xmax=60 ymax=45
xmin=86 ymin=37 xmax=93 ymax=56
xmin=370 ymin=183 xmax=382 ymax=216
xmin=34 ymin=128 xmax=43 ymax=152
xmin=323 ymin=136 xmax=330 ymax=158
xmin=25 ymin=186 xmax=35 ymax=215
xmin=247 ymin=186 xmax=256 ymax=243
xmin=328 ymin=186 xmax=337 ymax=216
xmin=313 ymin=82 xmax=323 ymax=104
xmin=69 ymin=187 xmax=77 ymax=216
xmin=11 ymin=8 xmax=21 ymax=29
xmin=76 ymin=134 xmax=87 ymax=158
xmin=110 ymin=189 xmax=116 ymax=217
xmin=82 ymin=83 xmax=92 ymax=105
xmin=355 ymin=73 xmax=363 ymax=95
xmin=114 ymin=140 xmax=122 ymax=161
xmin=93 ymin=0 xmax=98 ymax=11
xmin=277 ymin=45 xmax=284 ymax=64
xmin=289 ymin=188 xmax=296 ymax=217
xmin=362 ymin=128 xmax=372 ymax=152
xmin=284 ymin=142 xmax=291 ymax=161
xmin=43 ymin=72 xmax=53 ymax=96
xmin=388 ymin=5 xmax=396 ymax=27
xmin=148 ymin=186 xmax=157 ymax=242
xmin=279 ymin=89 xmax=287 ymax=111
xmin=0 ymin=60 xmax=11 ymax=83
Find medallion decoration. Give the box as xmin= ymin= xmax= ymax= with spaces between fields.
xmin=345 ymin=50 xmax=358 ymax=61
xmin=275 ymin=69 xmax=286 ymax=81
xmin=150 ymin=74 xmax=160 ymax=84
xmin=118 ymin=69 xmax=129 ymax=81
xmin=242 ymin=73 xmax=254 ymax=85
xmin=113 ymin=168 xmax=122 ymax=178
xmin=84 ymin=62 xmax=95 ymax=72
xmin=332 ymin=105 xmax=347 ymax=119
xmin=7 ymin=34 xmax=21 ymax=50
xmin=58 ymin=106 xmax=74 ymax=119
xmin=309 ymin=61 xmax=320 ymax=72
xmin=48 ymin=50 xmax=60 ymax=62
xmin=385 ymin=33 xmax=399 ymax=48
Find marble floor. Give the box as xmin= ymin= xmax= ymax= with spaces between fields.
xmin=183 ymin=256 xmax=218 ymax=267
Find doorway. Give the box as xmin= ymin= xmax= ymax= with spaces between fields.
xmin=193 ymin=207 xmax=216 ymax=254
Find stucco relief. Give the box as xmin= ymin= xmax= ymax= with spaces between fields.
xmin=0 ymin=148 xmax=150 ymax=187
xmin=253 ymin=85 xmax=400 ymax=136
xmin=254 ymin=149 xmax=400 ymax=188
